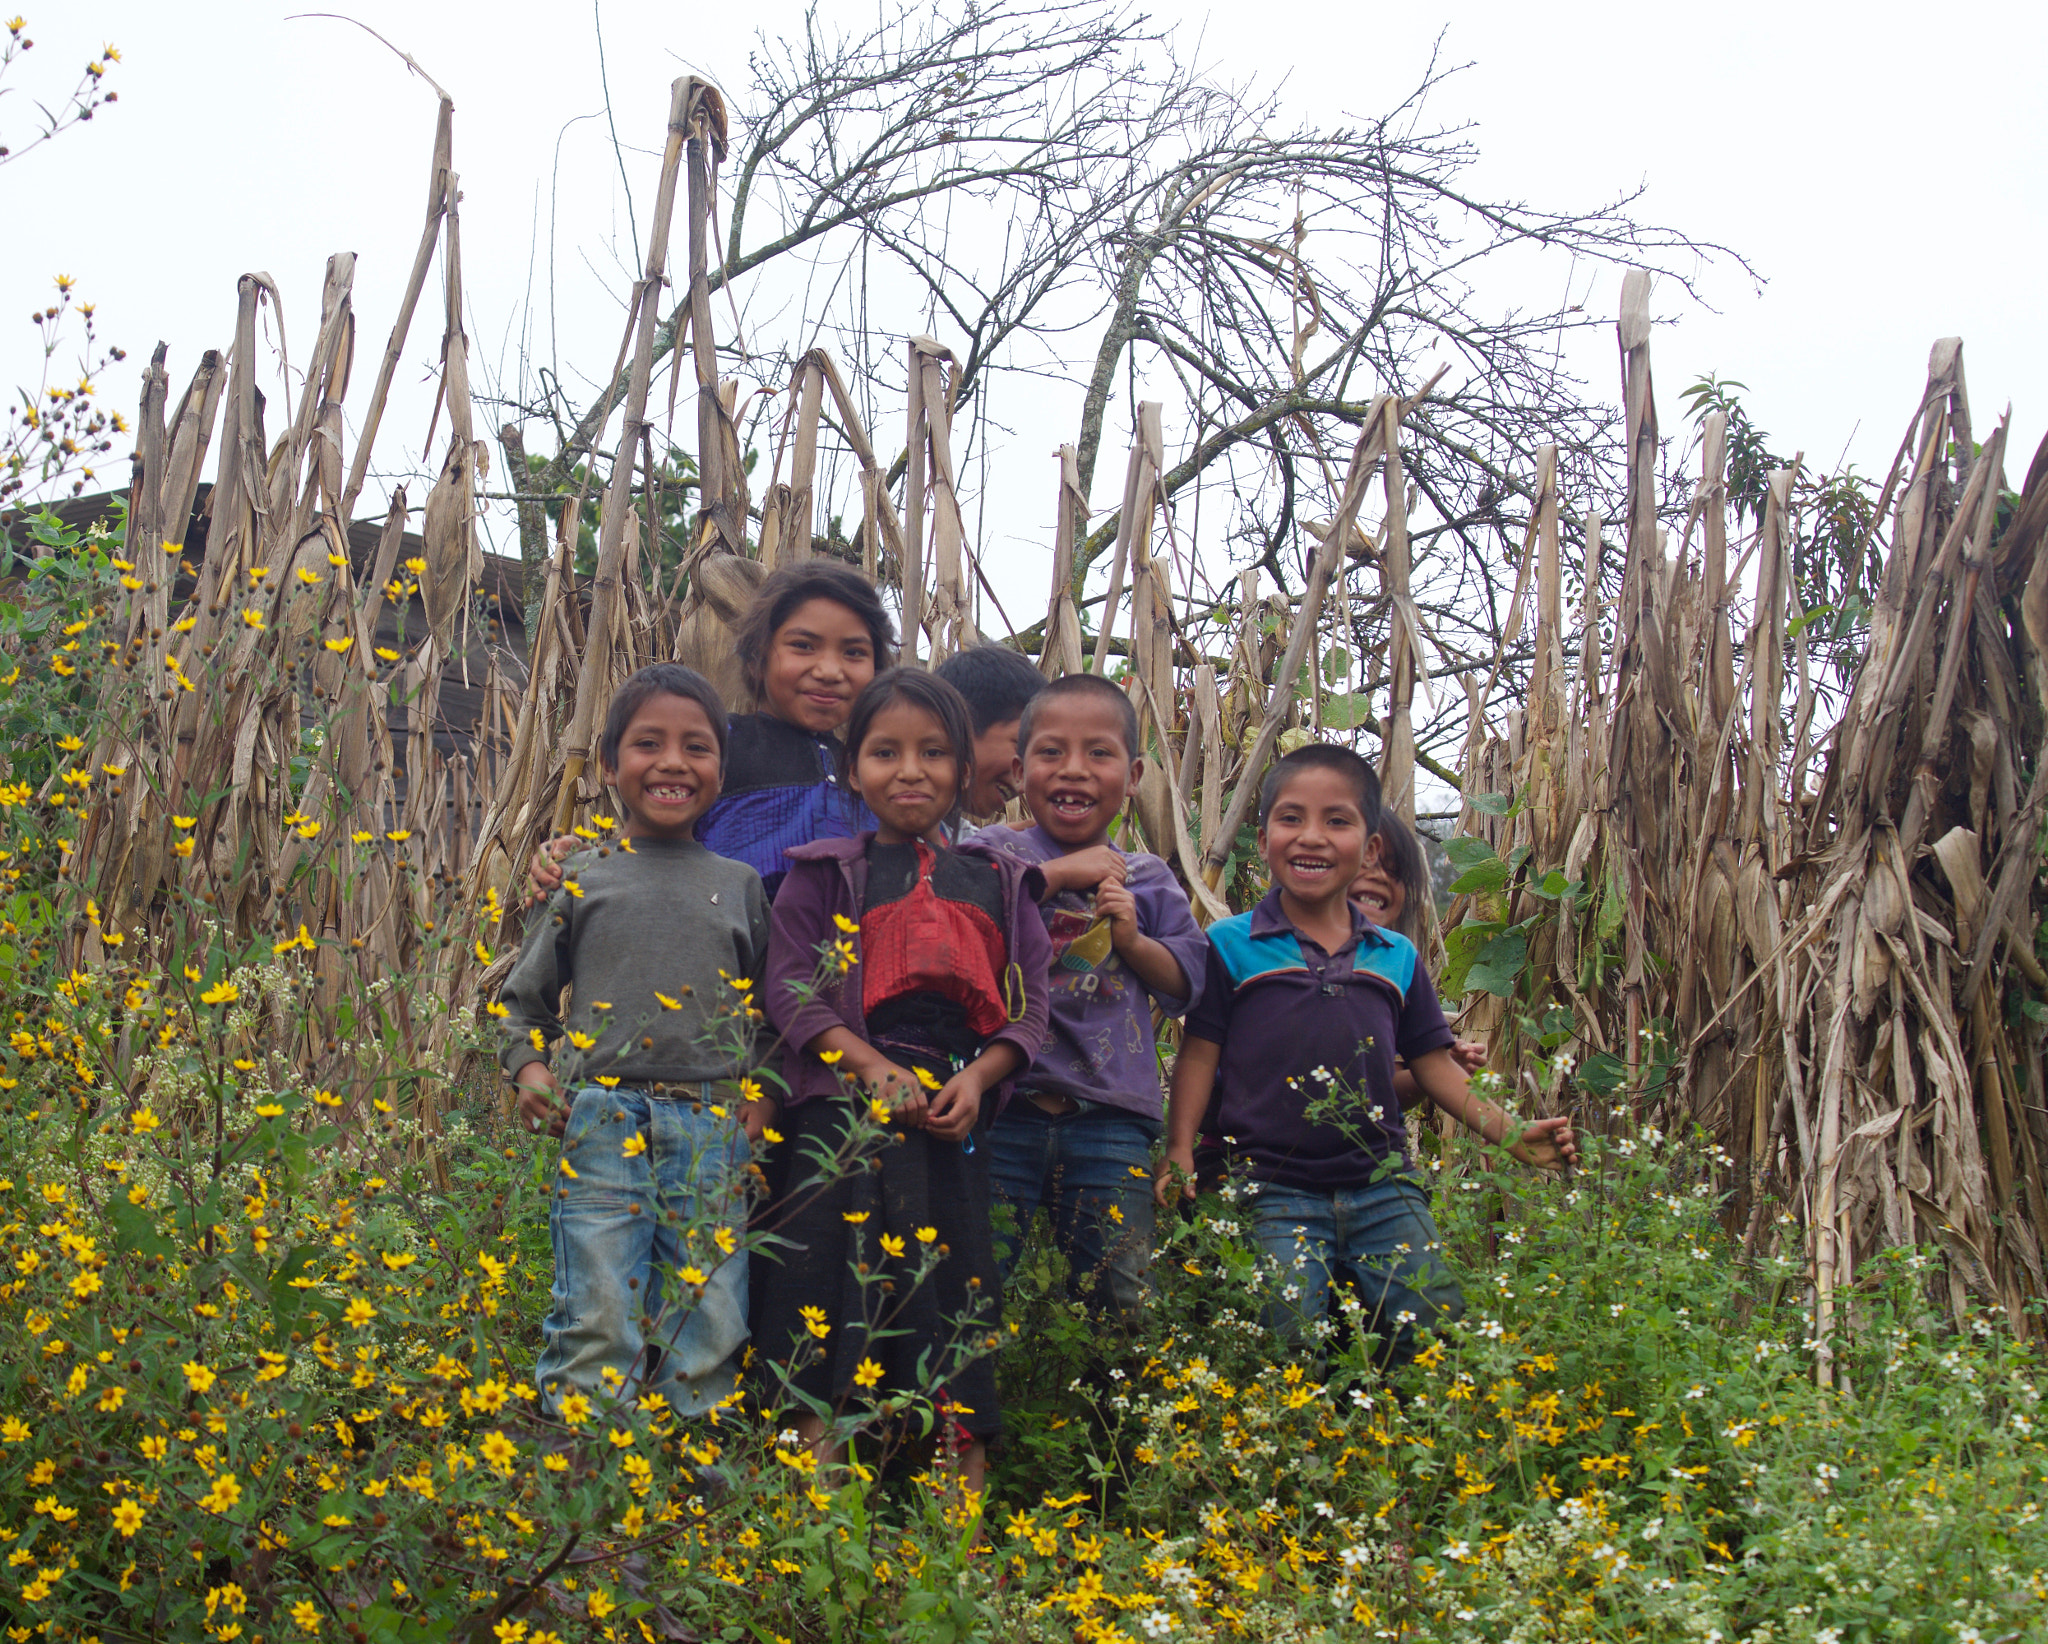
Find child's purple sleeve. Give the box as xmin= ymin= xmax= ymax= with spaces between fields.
xmin=1134 ymin=864 xmax=1208 ymax=1016
xmin=763 ymin=860 xmax=850 ymax=1055
xmin=1395 ymin=963 xmax=1456 ymax=1062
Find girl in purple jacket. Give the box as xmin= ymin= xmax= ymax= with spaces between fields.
xmin=757 ymin=669 xmax=1051 ymax=1499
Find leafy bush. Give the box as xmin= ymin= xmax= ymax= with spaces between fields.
xmin=0 ymin=512 xmax=2043 ymax=1643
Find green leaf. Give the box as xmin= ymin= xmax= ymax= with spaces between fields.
xmin=1578 ymin=1051 xmax=1628 ymax=1096
xmin=1440 ymin=918 xmax=1506 ymax=997
xmin=1464 ymin=929 xmax=1528 ymax=997
xmin=1445 ymin=837 xmax=1507 ymax=896
xmin=1465 ymin=790 xmax=1512 ymax=816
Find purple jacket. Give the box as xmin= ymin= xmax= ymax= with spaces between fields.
xmin=764 ymin=833 xmax=1052 ymax=1110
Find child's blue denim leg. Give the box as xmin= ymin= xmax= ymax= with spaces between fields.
xmin=985 ymin=1106 xmax=1052 ymax=1289
xmin=1045 ymin=1113 xmax=1155 ymax=1324
xmin=988 ymin=1107 xmax=1155 ymax=1324
xmin=1246 ymin=1182 xmax=1340 ymax=1345
xmin=1329 ymin=1173 xmax=1465 ymax=1366
xmin=638 ymin=1094 xmax=750 ymax=1416
xmin=536 ymin=1086 xmax=749 ymax=1415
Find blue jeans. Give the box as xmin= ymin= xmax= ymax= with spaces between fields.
xmin=987 ymin=1103 xmax=1155 ymax=1325
xmin=1245 ymin=1170 xmax=1464 ymax=1365
xmin=536 ymin=1084 xmax=751 ymax=1417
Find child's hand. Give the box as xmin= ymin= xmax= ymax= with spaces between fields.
xmin=1095 ymin=875 xmax=1141 ymax=950
xmin=1450 ymin=1039 xmax=1487 ymax=1074
xmin=863 ymin=1061 xmax=928 ymax=1129
xmin=925 ymin=1069 xmax=987 ymax=1142
xmin=524 ymin=836 xmax=575 ymax=907
xmin=512 ymin=1063 xmax=569 ymax=1140
xmin=1054 ymin=845 xmax=1125 ymax=895
xmin=1153 ymin=1142 xmax=1197 ymax=1208
xmin=738 ymin=1096 xmax=778 ymax=1144
xmin=1508 ymin=1115 xmax=1577 ymax=1172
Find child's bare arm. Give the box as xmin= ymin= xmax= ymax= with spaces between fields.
xmin=1407 ymin=1047 xmax=1577 ymax=1169
xmin=1095 ymin=876 xmax=1192 ymax=997
xmin=1155 ymin=1035 xmax=1221 ymax=1205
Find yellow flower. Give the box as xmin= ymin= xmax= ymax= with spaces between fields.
xmin=110 ymin=1498 xmax=143 ymax=1536
xmin=763 ymin=1127 xmax=784 ymax=1145
xmin=621 ymin=1134 xmax=647 ymax=1158
xmin=816 ymin=1049 xmax=844 ymax=1065
xmin=853 ymin=1358 xmax=883 ymax=1389
xmin=199 ymin=981 xmax=238 ymax=1006
xmin=713 ymin=1227 xmax=737 ymax=1256
xmin=880 ymin=1233 xmax=905 ymax=1258
xmin=255 ymin=1102 xmax=283 ymax=1118
xmin=343 ymin=1299 xmax=376 ymax=1328
xmin=181 ymin=1360 xmax=217 ymax=1393
xmin=833 ymin=913 xmax=860 ymax=933
xmin=474 ymin=941 xmax=493 ymax=963
xmin=480 ymin=1431 xmax=518 ymax=1473
xmin=296 ymin=566 xmax=323 ymax=585
xmin=566 ymin=1030 xmax=597 ymax=1051
xmin=558 ymin=1393 xmax=593 ymax=1426
xmin=241 ymin=609 xmax=266 ymax=630
xmin=380 ymin=1251 xmax=416 ymax=1271
xmin=799 ymin=1305 xmax=830 ymax=1340
xmin=915 ymin=1226 xmax=937 ymax=1245
xmin=324 ymin=635 xmax=354 ymax=653
xmin=385 ymin=829 xmax=411 ymax=843
xmin=375 ymin=647 xmax=399 ymax=662
xmin=132 ymin=1108 xmax=159 ymax=1134
xmin=914 ymin=1066 xmax=943 ymax=1091
xmin=290 ymin=1599 xmax=322 ymax=1632
xmin=0 ymin=1417 xmax=29 ymax=1444
xmin=199 ymin=1472 xmax=242 ymax=1513
xmin=843 ymin=1211 xmax=870 ymax=1225
xmin=869 ymin=1097 xmax=893 ymax=1125
xmin=678 ymin=1265 xmax=707 ymax=1286
xmin=607 ymin=1428 xmax=635 ymax=1449
xmin=654 ymin=991 xmax=681 ymax=1010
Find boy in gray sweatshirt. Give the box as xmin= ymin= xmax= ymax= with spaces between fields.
xmin=500 ymin=664 xmax=776 ymax=1419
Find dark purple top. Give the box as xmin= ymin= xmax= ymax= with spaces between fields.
xmin=967 ymin=824 xmax=1207 ymax=1125
xmin=1184 ymin=889 xmax=1453 ymax=1191
xmin=764 ymin=833 xmax=1051 ymax=1110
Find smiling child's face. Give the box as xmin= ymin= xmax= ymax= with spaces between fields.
xmin=1020 ymin=694 xmax=1138 ymax=848
xmin=849 ymin=699 xmax=960 ymax=844
xmin=1348 ymin=837 xmax=1402 ymax=926
xmin=603 ymin=692 xmax=724 ymax=842
xmin=1257 ymin=766 xmax=1370 ymax=915
xmin=759 ymin=597 xmax=878 ymax=733
xmin=963 ymin=716 xmax=1023 ymax=818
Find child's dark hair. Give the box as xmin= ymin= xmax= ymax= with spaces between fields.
xmin=844 ymin=668 xmax=977 ymax=823
xmin=733 ymin=561 xmax=897 ymax=705
xmin=1373 ymin=813 xmax=1433 ymax=943
xmin=1016 ymin=671 xmax=1140 ymax=759
xmin=934 ymin=644 xmax=1047 ymax=734
xmin=599 ymin=663 xmax=729 ymax=772
xmin=1257 ymin=743 xmax=1383 ymax=832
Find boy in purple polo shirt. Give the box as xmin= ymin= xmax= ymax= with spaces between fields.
xmin=1156 ymin=745 xmax=1575 ymax=1364
xmin=971 ymin=674 xmax=1209 ymax=1325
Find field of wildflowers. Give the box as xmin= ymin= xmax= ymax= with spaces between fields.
xmin=1 ymin=511 xmax=2046 ymax=1643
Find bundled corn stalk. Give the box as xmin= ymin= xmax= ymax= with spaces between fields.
xmin=1445 ymin=275 xmax=2048 ymax=1353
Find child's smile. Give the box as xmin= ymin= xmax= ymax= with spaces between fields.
xmin=761 ymin=596 xmax=877 ymax=733
xmin=851 ymin=700 xmax=960 ymax=843
xmin=1021 ymin=694 xmax=1140 ymax=848
xmin=1259 ymin=767 xmax=1370 ymax=915
xmin=605 ymin=694 xmax=724 ymax=841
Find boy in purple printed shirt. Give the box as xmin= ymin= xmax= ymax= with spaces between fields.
xmin=969 ymin=674 xmax=1209 ymax=1325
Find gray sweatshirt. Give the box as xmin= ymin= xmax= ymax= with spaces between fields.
xmin=497 ymin=837 xmax=770 ymax=1088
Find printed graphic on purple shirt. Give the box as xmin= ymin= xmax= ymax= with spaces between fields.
xmin=968 ymin=825 xmax=1208 ymax=1122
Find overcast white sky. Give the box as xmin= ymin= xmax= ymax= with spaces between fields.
xmin=7 ymin=0 xmax=2043 ymax=626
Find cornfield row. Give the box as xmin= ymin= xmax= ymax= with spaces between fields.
xmin=47 ymin=77 xmax=2048 ymax=1355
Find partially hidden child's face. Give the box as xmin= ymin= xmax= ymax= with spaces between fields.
xmin=760 ymin=597 xmax=878 ymax=734
xmin=1258 ymin=768 xmax=1370 ymax=910
xmin=1348 ymin=835 xmax=1403 ymax=926
xmin=604 ymin=692 xmax=724 ymax=842
xmin=850 ymin=700 xmax=960 ymax=844
xmin=1020 ymin=694 xmax=1139 ymax=848
xmin=963 ymin=716 xmax=1023 ymax=818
